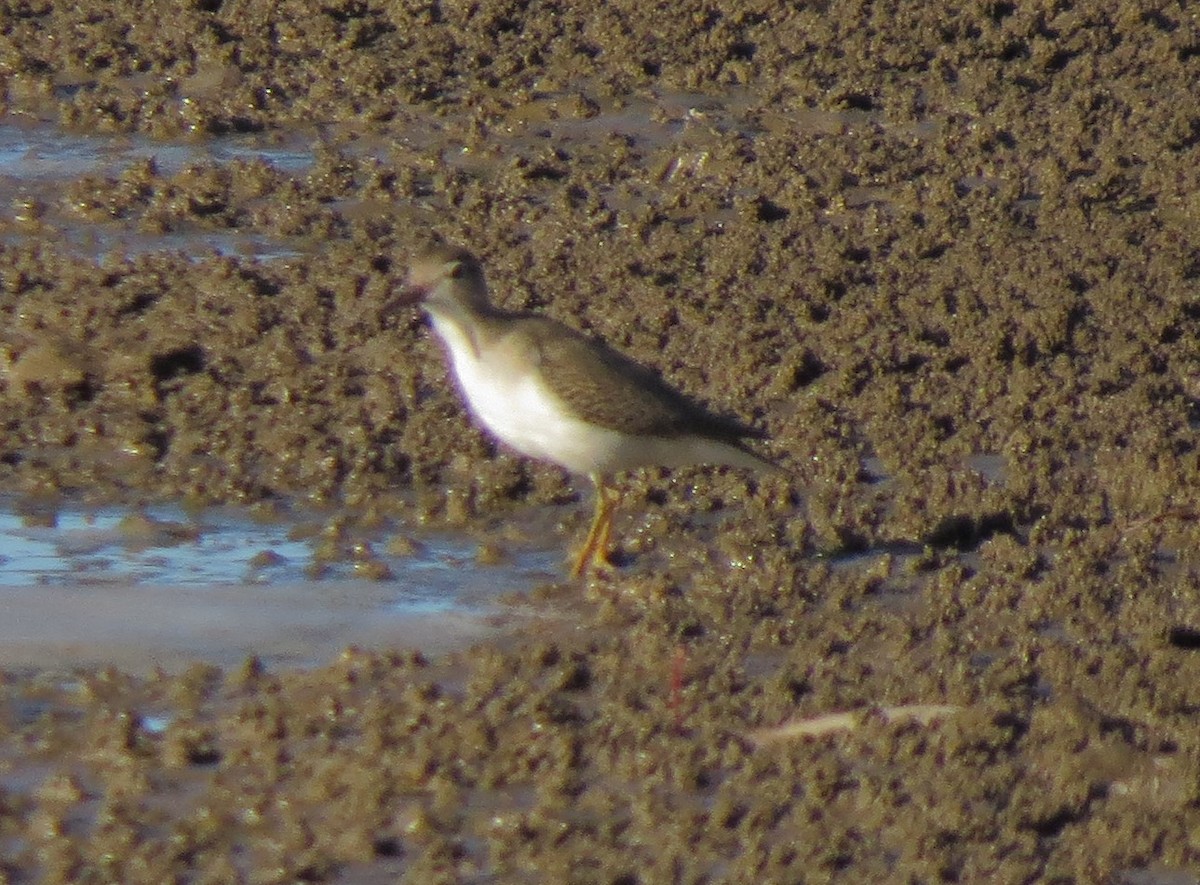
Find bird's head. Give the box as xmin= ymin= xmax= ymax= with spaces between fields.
xmin=381 ymin=244 xmax=490 ymax=326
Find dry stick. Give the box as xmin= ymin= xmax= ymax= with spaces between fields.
xmin=748 ymin=704 xmax=962 ymax=746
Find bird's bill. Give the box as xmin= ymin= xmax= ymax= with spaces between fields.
xmin=378 ymin=283 xmax=426 ymax=325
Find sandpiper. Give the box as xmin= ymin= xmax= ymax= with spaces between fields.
xmin=389 ymin=243 xmax=776 ymax=577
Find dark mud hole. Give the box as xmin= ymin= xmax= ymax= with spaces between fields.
xmin=3 ymin=1 xmax=1200 ymax=882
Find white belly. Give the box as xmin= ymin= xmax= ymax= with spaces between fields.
xmin=427 ymin=313 xmax=764 ymax=477
xmin=431 ymin=316 xmax=625 ymax=475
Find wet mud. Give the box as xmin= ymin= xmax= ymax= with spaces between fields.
xmin=3 ymin=0 xmax=1200 ymax=881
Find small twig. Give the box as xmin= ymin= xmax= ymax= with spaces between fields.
xmin=748 ymin=703 xmax=962 ymax=746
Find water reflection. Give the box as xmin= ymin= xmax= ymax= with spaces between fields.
xmin=0 ymin=501 xmax=561 ymax=671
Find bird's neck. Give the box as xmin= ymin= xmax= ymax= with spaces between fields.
xmin=426 ymin=297 xmax=511 ymax=362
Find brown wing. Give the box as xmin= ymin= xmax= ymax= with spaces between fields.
xmin=521 ymin=317 xmax=763 ymax=441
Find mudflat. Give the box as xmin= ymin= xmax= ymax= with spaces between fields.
xmin=2 ymin=2 xmax=1200 ymax=881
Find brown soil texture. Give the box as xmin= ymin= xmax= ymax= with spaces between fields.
xmin=3 ymin=1 xmax=1200 ymax=882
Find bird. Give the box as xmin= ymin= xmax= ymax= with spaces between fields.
xmin=387 ymin=243 xmax=777 ymax=577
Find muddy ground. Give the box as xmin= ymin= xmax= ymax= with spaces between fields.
xmin=2 ymin=0 xmax=1200 ymax=881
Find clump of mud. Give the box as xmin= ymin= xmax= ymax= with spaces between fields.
xmin=2 ymin=1 xmax=1200 ymax=881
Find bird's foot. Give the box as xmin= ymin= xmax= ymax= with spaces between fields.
xmin=570 ymin=536 xmax=615 ymax=578
xmin=571 ymin=482 xmax=619 ymax=578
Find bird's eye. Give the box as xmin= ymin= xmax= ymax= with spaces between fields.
xmin=449 ymin=262 xmax=464 ymax=279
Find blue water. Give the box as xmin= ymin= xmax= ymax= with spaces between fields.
xmin=0 ymin=501 xmax=562 ymax=670
xmin=0 ymin=117 xmax=314 ymax=180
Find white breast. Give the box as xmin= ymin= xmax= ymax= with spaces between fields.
xmin=426 ymin=311 xmax=764 ymax=478
xmin=429 ymin=314 xmax=626 ymax=475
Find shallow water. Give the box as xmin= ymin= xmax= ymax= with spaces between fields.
xmin=0 ymin=115 xmax=312 ymax=260
xmin=0 ymin=501 xmax=561 ymax=672
xmin=0 ymin=95 xmax=936 ymax=269
xmin=0 ymin=117 xmax=314 ymax=179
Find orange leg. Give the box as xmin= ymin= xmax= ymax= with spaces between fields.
xmin=571 ymin=480 xmax=620 ymax=578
